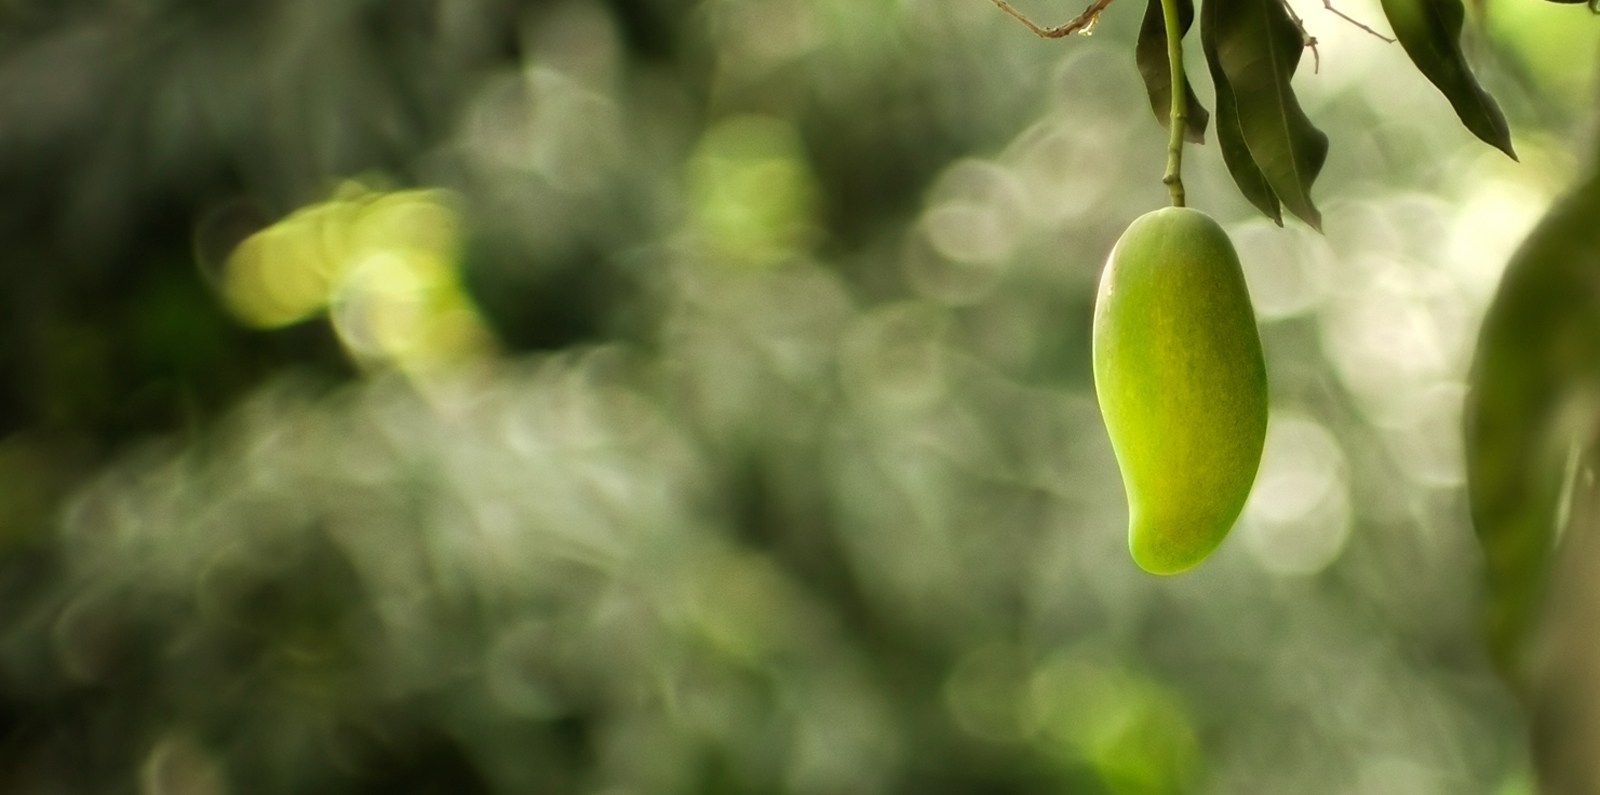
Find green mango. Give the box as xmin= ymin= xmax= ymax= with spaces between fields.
xmin=1093 ymin=207 xmax=1268 ymax=574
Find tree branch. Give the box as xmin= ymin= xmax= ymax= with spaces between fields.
xmin=990 ymin=0 xmax=1119 ymax=38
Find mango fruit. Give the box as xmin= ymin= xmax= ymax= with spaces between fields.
xmin=1093 ymin=207 xmax=1268 ymax=574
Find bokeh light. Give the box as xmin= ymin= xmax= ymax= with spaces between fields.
xmin=222 ymin=184 xmax=495 ymax=378
xmin=688 ymin=115 xmax=823 ymax=266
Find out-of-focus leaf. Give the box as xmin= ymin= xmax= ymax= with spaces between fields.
xmin=1380 ymin=0 xmax=1517 ymax=158
xmin=1201 ymin=0 xmax=1283 ymax=225
xmin=1466 ymin=169 xmax=1600 ymax=690
xmin=1204 ymin=0 xmax=1328 ymax=230
xmin=1483 ymin=0 xmax=1600 ymax=113
xmin=1137 ymin=0 xmax=1210 ymax=144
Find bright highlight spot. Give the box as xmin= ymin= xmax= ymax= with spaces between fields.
xmin=688 ymin=115 xmax=821 ymax=266
xmin=1241 ymin=413 xmax=1352 ymax=576
xmin=1028 ymin=653 xmax=1201 ymax=795
xmin=220 ymin=182 xmax=495 ymax=377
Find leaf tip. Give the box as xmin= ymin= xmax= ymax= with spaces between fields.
xmin=1259 ymin=199 xmax=1284 ymax=227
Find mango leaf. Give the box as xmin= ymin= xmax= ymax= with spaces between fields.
xmin=1136 ymin=0 xmax=1210 ymax=144
xmin=1203 ymin=0 xmax=1328 ymax=230
xmin=1466 ymin=170 xmax=1600 ymax=690
xmin=1200 ymin=0 xmax=1282 ymax=225
xmin=1380 ymin=0 xmax=1516 ymax=158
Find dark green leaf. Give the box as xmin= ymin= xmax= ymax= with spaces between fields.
xmin=1467 ymin=170 xmax=1600 ymax=690
xmin=1205 ymin=0 xmax=1329 ymax=230
xmin=1380 ymin=0 xmax=1516 ymax=158
xmin=1137 ymin=0 xmax=1210 ymax=144
xmin=1200 ymin=0 xmax=1282 ymax=224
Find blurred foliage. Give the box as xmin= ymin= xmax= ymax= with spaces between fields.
xmin=0 ymin=0 xmax=1593 ymax=794
xmin=1464 ymin=104 xmax=1600 ymax=795
xmin=1465 ymin=166 xmax=1600 ymax=690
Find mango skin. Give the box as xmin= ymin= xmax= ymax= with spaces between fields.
xmin=1093 ymin=207 xmax=1268 ymax=575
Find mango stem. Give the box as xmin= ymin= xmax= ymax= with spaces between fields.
xmin=1160 ymin=0 xmax=1186 ymax=207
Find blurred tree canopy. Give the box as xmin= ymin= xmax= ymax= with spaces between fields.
xmin=0 ymin=0 xmax=1596 ymax=794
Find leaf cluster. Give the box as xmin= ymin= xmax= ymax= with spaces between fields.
xmin=1132 ymin=0 xmax=1518 ymax=229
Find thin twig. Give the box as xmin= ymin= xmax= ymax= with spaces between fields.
xmin=1275 ymin=0 xmax=1322 ymax=73
xmin=990 ymin=0 xmax=1118 ymax=38
xmin=1321 ymin=0 xmax=1396 ymax=43
xmin=1276 ymin=0 xmax=1396 ymax=74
